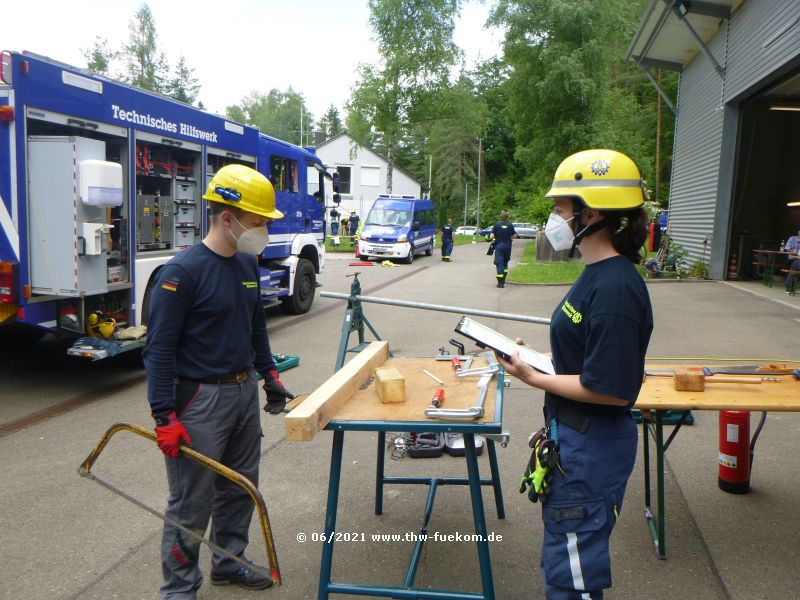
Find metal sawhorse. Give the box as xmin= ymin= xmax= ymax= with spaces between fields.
xmin=317 ymin=274 xmax=506 ymax=599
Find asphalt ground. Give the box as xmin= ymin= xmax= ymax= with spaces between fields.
xmin=1 ymin=240 xmax=799 ymax=599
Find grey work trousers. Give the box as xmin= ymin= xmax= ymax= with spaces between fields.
xmin=159 ymin=373 xmax=262 ymax=600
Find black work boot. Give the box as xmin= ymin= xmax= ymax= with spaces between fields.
xmin=211 ymin=563 xmax=273 ymax=590
xmin=496 ymin=276 xmax=504 ymax=288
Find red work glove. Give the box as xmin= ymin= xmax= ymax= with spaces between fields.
xmin=263 ymin=369 xmax=295 ymax=415
xmin=154 ymin=412 xmax=192 ymax=458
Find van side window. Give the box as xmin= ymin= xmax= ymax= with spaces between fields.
xmin=270 ymin=156 xmax=299 ymax=193
xmin=414 ymin=209 xmax=422 ymax=225
xmin=426 ymin=209 xmax=434 ymax=225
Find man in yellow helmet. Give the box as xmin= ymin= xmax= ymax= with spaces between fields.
xmin=144 ymin=164 xmax=294 ymax=598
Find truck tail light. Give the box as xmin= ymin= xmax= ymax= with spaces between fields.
xmin=0 ymin=106 xmax=14 ymax=122
xmin=0 ymin=262 xmax=17 ymax=303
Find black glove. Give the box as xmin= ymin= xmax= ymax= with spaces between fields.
xmin=263 ymin=370 xmax=295 ymax=415
xmin=486 ymin=240 xmax=496 ymax=256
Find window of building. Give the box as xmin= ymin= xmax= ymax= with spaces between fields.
xmin=361 ymin=165 xmax=380 ymax=187
xmin=270 ymin=156 xmax=299 ymax=192
xmin=336 ymin=166 xmax=352 ymax=194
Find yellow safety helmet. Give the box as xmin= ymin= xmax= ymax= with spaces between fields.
xmin=545 ymin=149 xmax=647 ymax=210
xmin=203 ymin=164 xmax=283 ymax=219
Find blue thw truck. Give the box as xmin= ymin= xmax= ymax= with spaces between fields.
xmin=0 ymin=51 xmax=328 ymax=359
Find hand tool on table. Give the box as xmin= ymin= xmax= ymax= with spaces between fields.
xmin=456 ymin=352 xmax=500 ymax=377
xmin=78 ymin=422 xmax=282 ymax=585
xmin=425 ymin=374 xmax=492 ymax=419
xmin=673 ymin=366 xmax=762 ymax=391
xmin=703 ymin=365 xmax=800 ymax=378
xmin=431 ymin=388 xmax=445 ymax=408
xmin=422 ymin=369 xmax=444 ymax=385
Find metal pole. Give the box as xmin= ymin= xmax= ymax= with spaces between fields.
xmin=464 ymin=181 xmax=468 ymax=227
xmin=476 ymin=137 xmax=482 ymax=230
xmin=428 ymin=155 xmax=433 ymax=194
xmin=320 ymin=291 xmax=551 ymax=325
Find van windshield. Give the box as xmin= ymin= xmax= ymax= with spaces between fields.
xmin=366 ymin=209 xmax=412 ymax=228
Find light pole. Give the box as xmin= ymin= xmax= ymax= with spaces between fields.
xmin=476 ymin=137 xmax=482 ymax=230
xmin=464 ymin=181 xmax=468 ymax=227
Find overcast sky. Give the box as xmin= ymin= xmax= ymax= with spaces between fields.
xmin=4 ymin=0 xmax=503 ymax=120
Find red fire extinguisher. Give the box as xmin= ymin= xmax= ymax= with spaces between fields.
xmin=718 ymin=411 xmax=751 ymax=493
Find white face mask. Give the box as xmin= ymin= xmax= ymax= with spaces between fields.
xmin=229 ymin=215 xmax=269 ymax=255
xmin=544 ymin=213 xmax=575 ymax=251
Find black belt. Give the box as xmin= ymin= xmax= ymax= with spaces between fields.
xmin=196 ymin=369 xmax=251 ymax=385
xmin=545 ymin=393 xmax=627 ymax=434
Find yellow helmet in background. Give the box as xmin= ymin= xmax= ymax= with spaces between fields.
xmin=545 ymin=149 xmax=647 ymax=210
xmin=203 ymin=164 xmax=283 ymax=219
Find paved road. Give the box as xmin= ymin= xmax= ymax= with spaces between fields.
xmin=1 ymin=240 xmax=799 ymax=599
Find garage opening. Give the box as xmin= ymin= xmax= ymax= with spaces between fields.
xmin=730 ymin=68 xmax=800 ymax=281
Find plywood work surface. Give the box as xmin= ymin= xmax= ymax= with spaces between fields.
xmin=636 ymin=365 xmax=800 ymax=412
xmin=333 ymin=357 xmax=498 ymax=423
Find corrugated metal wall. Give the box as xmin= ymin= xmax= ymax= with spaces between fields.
xmin=724 ymin=0 xmax=800 ymax=103
xmin=668 ymin=22 xmax=729 ymax=267
xmin=669 ymin=0 xmax=800 ymax=275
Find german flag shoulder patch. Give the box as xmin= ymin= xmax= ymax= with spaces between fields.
xmin=161 ymin=279 xmax=179 ymax=292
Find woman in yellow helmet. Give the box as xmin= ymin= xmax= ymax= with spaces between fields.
xmin=497 ymin=149 xmax=653 ymax=599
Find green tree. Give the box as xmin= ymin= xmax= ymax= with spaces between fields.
xmin=488 ymin=0 xmax=665 ymax=222
xmin=82 ymin=37 xmax=116 ymax=76
xmin=227 ymin=89 xmax=313 ymax=146
xmin=347 ymin=0 xmax=462 ymax=192
xmin=82 ymin=4 xmax=204 ymax=105
xmin=124 ymin=3 xmax=169 ymax=92
xmin=165 ymin=56 xmax=200 ymax=105
xmin=414 ymin=73 xmax=486 ymax=223
xmin=318 ymin=105 xmax=344 ymax=142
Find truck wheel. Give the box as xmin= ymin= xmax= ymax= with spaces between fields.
xmin=282 ymin=258 xmax=316 ymax=315
xmin=402 ymin=248 xmax=414 ymax=264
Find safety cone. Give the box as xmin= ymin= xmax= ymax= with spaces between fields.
xmin=727 ymin=253 xmax=738 ymax=280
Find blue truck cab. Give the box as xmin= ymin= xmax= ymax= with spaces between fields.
xmin=357 ymin=196 xmax=436 ymax=264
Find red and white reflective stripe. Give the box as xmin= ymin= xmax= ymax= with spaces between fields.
xmin=0 ymin=193 xmax=20 ymax=261
xmin=72 ymin=142 xmax=78 ymax=290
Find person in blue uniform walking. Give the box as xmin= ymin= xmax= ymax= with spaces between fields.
xmin=490 ymin=211 xmax=517 ymax=287
xmin=440 ymin=218 xmax=455 ymax=262
xmin=144 ymin=164 xmax=295 ymax=599
xmin=496 ymin=149 xmax=653 ymax=599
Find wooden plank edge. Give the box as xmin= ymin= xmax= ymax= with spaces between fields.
xmin=284 ymin=341 xmax=389 ymax=441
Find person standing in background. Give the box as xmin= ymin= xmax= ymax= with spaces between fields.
xmin=490 ymin=211 xmax=517 ymax=287
xmin=440 ymin=218 xmax=454 ymax=262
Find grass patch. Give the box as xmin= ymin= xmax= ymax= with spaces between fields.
xmin=508 ymin=241 xmax=585 ymax=284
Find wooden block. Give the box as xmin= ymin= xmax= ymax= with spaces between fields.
xmin=374 ymin=366 xmax=405 ymax=403
xmin=674 ymin=366 xmax=705 ymax=391
xmin=284 ymin=341 xmax=390 ymax=441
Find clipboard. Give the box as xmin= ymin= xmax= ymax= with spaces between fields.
xmin=455 ymin=316 xmax=555 ymax=375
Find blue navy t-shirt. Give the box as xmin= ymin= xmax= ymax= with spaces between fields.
xmin=492 ymin=222 xmax=516 ymax=244
xmin=144 ymin=243 xmax=275 ymax=414
xmin=441 ymin=225 xmax=454 ymax=242
xmin=550 ymin=255 xmax=653 ymax=410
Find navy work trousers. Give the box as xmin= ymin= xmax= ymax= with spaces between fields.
xmin=494 ymin=242 xmax=512 ymax=276
xmin=540 ymin=413 xmax=637 ymax=599
xmin=442 ymin=239 xmax=453 ymax=259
